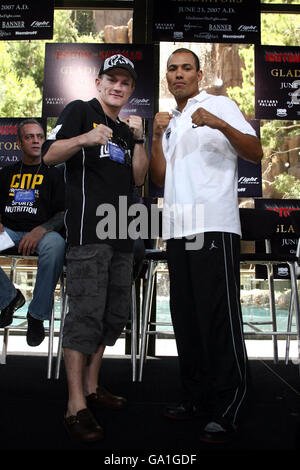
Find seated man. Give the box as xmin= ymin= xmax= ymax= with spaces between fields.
xmin=0 ymin=119 xmax=65 ymax=346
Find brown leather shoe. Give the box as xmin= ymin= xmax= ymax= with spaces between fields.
xmin=64 ymin=408 xmax=104 ymax=442
xmin=86 ymin=386 xmax=127 ymax=409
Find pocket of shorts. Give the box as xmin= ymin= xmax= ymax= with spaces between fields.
xmin=66 ymin=248 xmax=99 ymax=297
xmin=110 ymin=252 xmax=133 ymax=287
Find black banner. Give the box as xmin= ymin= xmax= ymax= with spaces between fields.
xmin=0 ymin=0 xmax=54 ymax=41
xmin=238 ymin=120 xmax=262 ymax=198
xmin=255 ymin=45 xmax=300 ymax=121
xmin=152 ymin=0 xmax=260 ymax=44
xmin=0 ymin=118 xmax=46 ymax=170
xmin=42 ymin=43 xmax=155 ymax=119
xmin=254 ymin=198 xmax=300 ymax=280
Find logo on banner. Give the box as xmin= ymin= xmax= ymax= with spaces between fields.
xmin=129 ymin=98 xmax=150 ymax=106
xmin=31 ymin=21 xmax=51 ymax=28
xmin=209 ymin=24 xmax=232 ymax=32
xmin=45 ymin=97 xmax=65 ymax=105
xmin=238 ymin=25 xmax=258 ymax=32
xmin=258 ymin=99 xmax=278 ymax=107
xmin=276 ymin=108 xmax=287 ymax=117
xmin=238 ymin=177 xmax=259 ymax=185
xmin=277 ymin=266 xmax=289 ymax=277
xmin=173 ymin=31 xmax=184 ymax=40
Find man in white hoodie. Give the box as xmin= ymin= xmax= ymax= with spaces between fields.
xmin=150 ymin=48 xmax=263 ymax=443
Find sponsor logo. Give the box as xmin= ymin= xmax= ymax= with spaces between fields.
xmin=1 ymin=21 xmax=24 ymax=28
xmin=209 ymin=24 xmax=232 ymax=32
xmin=155 ymin=23 xmax=175 ymax=30
xmin=258 ymin=99 xmax=278 ymax=107
xmin=277 ymin=266 xmax=289 ymax=277
xmin=173 ymin=31 xmax=184 ymax=40
xmin=194 ymin=32 xmax=218 ymax=40
xmin=276 ymin=108 xmax=287 ymax=117
xmin=238 ymin=25 xmax=258 ymax=32
xmin=30 ymin=21 xmax=51 ymax=28
xmin=45 ymin=97 xmax=65 ymax=105
xmin=223 ymin=34 xmax=245 ymax=39
xmin=129 ymin=98 xmax=150 ymax=106
xmin=15 ymin=31 xmax=37 ymax=36
xmin=238 ymin=177 xmax=259 ymax=184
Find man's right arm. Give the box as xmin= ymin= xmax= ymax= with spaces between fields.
xmin=150 ymin=112 xmax=173 ymax=187
xmin=43 ymin=124 xmax=113 ymax=166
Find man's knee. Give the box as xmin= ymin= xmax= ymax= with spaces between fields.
xmin=39 ymin=232 xmax=66 ymax=259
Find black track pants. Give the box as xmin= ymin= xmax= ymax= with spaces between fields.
xmin=167 ymin=232 xmax=249 ymax=425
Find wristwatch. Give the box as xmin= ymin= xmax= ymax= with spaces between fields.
xmin=133 ymin=137 xmax=145 ymax=144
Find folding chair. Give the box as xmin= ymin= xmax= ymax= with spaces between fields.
xmin=0 ymin=248 xmax=65 ymax=379
xmin=136 ymin=201 xmax=172 ymax=382
xmin=239 ymin=208 xmax=300 ymax=365
xmin=138 ymin=245 xmax=168 ymax=382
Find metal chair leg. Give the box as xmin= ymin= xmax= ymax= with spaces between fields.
xmin=138 ymin=260 xmax=156 ymax=382
xmin=285 ymin=290 xmax=294 ymax=364
xmin=267 ymin=262 xmax=278 ymax=363
xmin=0 ymin=328 xmax=9 ymax=365
xmin=0 ymin=257 xmax=19 ymax=365
xmin=288 ymin=262 xmax=300 ymax=369
xmin=47 ymin=303 xmax=55 ymax=379
xmin=131 ymin=282 xmax=137 ymax=382
xmin=54 ymin=293 xmax=68 ymax=380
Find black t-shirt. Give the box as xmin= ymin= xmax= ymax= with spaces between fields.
xmin=42 ymin=98 xmax=135 ymax=251
xmin=0 ymin=161 xmax=65 ymax=232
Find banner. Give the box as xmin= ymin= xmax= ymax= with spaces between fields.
xmin=152 ymin=0 xmax=260 ymax=44
xmin=238 ymin=120 xmax=262 ymax=198
xmin=42 ymin=43 xmax=155 ymax=119
xmin=0 ymin=118 xmax=46 ymax=170
xmin=254 ymin=198 xmax=300 ymax=279
xmin=0 ymin=0 xmax=54 ymax=41
xmin=255 ymin=45 xmax=300 ymax=120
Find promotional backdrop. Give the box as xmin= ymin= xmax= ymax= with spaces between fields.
xmin=255 ymin=45 xmax=300 ymax=120
xmin=254 ymin=198 xmax=300 ymax=279
xmin=42 ymin=43 xmax=155 ymax=119
xmin=0 ymin=0 xmax=53 ymax=41
xmin=237 ymin=120 xmax=262 ymax=198
xmin=152 ymin=0 xmax=261 ymax=44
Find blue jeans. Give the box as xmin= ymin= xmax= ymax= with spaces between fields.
xmin=0 ymin=228 xmax=65 ymax=321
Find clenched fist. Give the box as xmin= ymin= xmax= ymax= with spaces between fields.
xmin=191 ymin=107 xmax=225 ymax=131
xmin=84 ymin=124 xmax=113 ymax=147
xmin=122 ymin=115 xmax=144 ymax=140
xmin=153 ymin=112 xmax=173 ymax=138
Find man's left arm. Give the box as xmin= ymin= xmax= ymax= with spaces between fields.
xmin=191 ymin=107 xmax=263 ymax=164
xmin=124 ymin=115 xmax=149 ymax=187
